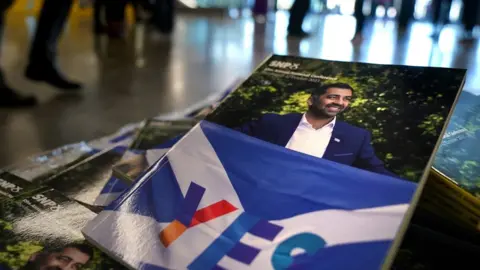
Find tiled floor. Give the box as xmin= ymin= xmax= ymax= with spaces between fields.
xmin=0 ymin=9 xmax=479 ymax=166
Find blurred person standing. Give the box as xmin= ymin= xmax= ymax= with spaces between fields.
xmin=103 ymin=0 xmax=129 ymax=38
xmin=24 ymin=0 xmax=82 ymax=90
xmin=460 ymin=0 xmax=479 ymax=42
xmin=397 ymin=0 xmax=415 ymax=31
xmin=287 ymin=0 xmax=310 ymax=37
xmin=150 ymin=0 xmax=175 ymax=34
xmin=430 ymin=0 xmax=453 ymax=37
xmin=97 ymin=0 xmax=175 ymax=37
xmin=0 ymin=0 xmax=37 ymax=107
xmin=352 ymin=0 xmax=365 ymax=44
xmin=93 ymin=0 xmax=106 ymax=34
xmin=1 ymin=0 xmax=82 ymax=96
xmin=253 ymin=0 xmax=268 ymax=17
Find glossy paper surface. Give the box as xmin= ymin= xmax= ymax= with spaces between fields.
xmin=6 ymin=142 xmax=96 ymax=183
xmin=113 ymin=118 xmax=196 ymax=183
xmin=0 ymin=172 xmax=46 ymax=201
xmin=205 ymin=55 xmax=466 ymax=182
xmin=45 ymin=146 xmax=127 ymax=205
xmin=83 ymin=121 xmax=416 ymax=270
xmin=0 ymin=188 xmax=125 ymax=270
xmin=433 ymin=90 xmax=480 ymax=197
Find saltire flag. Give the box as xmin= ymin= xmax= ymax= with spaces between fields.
xmin=83 ymin=121 xmax=416 ymax=270
xmin=93 ymin=137 xmax=182 ymax=207
xmin=93 ymin=175 xmax=130 ymax=206
xmin=87 ymin=123 xmax=140 ymax=152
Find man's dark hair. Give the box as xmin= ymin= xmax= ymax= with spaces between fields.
xmin=20 ymin=243 xmax=94 ymax=270
xmin=310 ymin=83 xmax=354 ymax=98
xmin=49 ymin=243 xmax=94 ymax=259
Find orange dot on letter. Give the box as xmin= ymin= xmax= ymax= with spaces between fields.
xmin=159 ymin=220 xmax=188 ymax=247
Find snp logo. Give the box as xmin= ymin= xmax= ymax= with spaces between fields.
xmin=0 ymin=179 xmax=22 ymax=193
xmin=268 ymin=60 xmax=300 ymax=70
xmin=161 ymin=182 xmax=326 ymax=270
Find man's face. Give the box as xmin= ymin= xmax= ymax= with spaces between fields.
xmin=35 ymin=247 xmax=90 ymax=270
xmin=308 ymin=87 xmax=353 ymax=117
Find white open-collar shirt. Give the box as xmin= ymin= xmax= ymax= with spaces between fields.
xmin=285 ymin=114 xmax=336 ymax=158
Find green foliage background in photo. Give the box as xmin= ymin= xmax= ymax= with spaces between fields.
xmin=207 ymin=56 xmax=465 ymax=181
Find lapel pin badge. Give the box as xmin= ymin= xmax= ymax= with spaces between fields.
xmin=334 ymin=138 xmax=341 ymax=143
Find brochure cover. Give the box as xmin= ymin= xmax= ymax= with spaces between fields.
xmin=94 ymin=82 xmax=238 ymax=207
xmin=93 ymin=175 xmax=130 ymax=207
xmin=5 ymin=121 xmax=141 ymax=185
xmin=83 ymin=121 xmax=418 ymax=269
xmin=42 ymin=146 xmax=128 ymax=206
xmin=206 ymin=55 xmax=464 ymax=182
xmin=5 ymin=142 xmax=97 ymax=184
xmin=83 ymin=55 xmax=465 ymax=269
xmin=419 ymin=169 xmax=480 ymax=232
xmin=92 ymin=119 xmax=195 ymax=207
xmin=0 ymin=188 xmax=126 ymax=270
xmin=128 ymin=118 xmax=197 ymax=151
xmin=395 ymin=222 xmax=480 ymax=269
xmin=432 ymin=90 xmax=480 ymax=197
xmin=395 ymin=206 xmax=480 ymax=269
xmin=112 ymin=118 xmax=196 ymax=183
xmin=87 ymin=122 xmax=140 ymax=151
xmin=0 ymin=172 xmax=46 ymax=201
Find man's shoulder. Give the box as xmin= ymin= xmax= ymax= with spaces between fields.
xmin=336 ymin=121 xmax=369 ymax=135
xmin=260 ymin=113 xmax=302 ymax=121
xmin=0 ymin=264 xmax=12 ymax=270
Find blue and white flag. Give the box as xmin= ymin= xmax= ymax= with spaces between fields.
xmin=83 ymin=121 xmax=416 ymax=270
xmin=93 ymin=175 xmax=130 ymax=206
xmin=87 ymin=123 xmax=140 ymax=151
xmin=93 ymin=145 xmax=173 ymax=207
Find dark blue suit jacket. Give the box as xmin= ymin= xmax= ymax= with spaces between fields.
xmin=236 ymin=113 xmax=395 ymax=177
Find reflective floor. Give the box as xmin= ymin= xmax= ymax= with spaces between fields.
xmin=1 ymin=9 xmax=479 ymax=166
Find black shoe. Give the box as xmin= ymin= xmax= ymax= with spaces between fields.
xmin=0 ymin=85 xmax=37 ymax=108
xmin=287 ymin=30 xmax=310 ymax=38
xmin=25 ymin=65 xmax=82 ymax=91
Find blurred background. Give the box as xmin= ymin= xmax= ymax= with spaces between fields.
xmin=0 ymin=0 xmax=479 ymax=167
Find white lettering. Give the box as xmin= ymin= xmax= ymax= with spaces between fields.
xmin=31 ymin=194 xmax=62 ymax=211
xmin=268 ymin=61 xmax=300 ymax=70
xmin=309 ymin=74 xmax=338 ymax=81
xmin=0 ymin=178 xmax=23 ymax=193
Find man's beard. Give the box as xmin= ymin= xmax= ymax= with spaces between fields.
xmin=308 ymin=104 xmax=344 ymax=118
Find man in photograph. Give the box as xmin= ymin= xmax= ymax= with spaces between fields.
xmin=237 ymin=82 xmax=395 ymax=177
xmin=19 ymin=243 xmax=93 ymax=270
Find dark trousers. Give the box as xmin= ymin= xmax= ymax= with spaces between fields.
xmin=431 ymin=0 xmax=453 ymax=25
xmin=0 ymin=0 xmax=13 ymax=85
xmin=287 ymin=0 xmax=310 ymax=33
xmin=461 ymin=0 xmax=479 ymax=33
xmin=253 ymin=0 xmax=268 ymax=15
xmin=28 ymin=0 xmax=74 ymax=67
xmin=398 ymin=0 xmax=415 ymax=28
xmin=151 ymin=0 xmax=175 ymax=33
xmin=93 ymin=0 xmax=105 ymax=30
xmin=0 ymin=4 xmax=5 ymax=54
xmin=354 ymin=0 xmax=365 ymax=34
xmin=0 ymin=12 xmax=4 ymax=85
xmin=105 ymin=0 xmax=127 ymax=23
